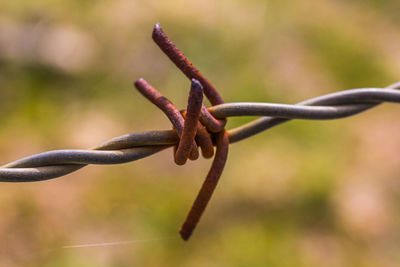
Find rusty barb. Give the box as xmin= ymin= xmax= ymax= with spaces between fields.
xmin=1 ymin=24 xmax=400 ymax=241
xmin=139 ymin=24 xmax=229 ymax=240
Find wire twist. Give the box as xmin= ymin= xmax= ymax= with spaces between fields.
xmin=1 ymin=23 xmax=399 ymax=241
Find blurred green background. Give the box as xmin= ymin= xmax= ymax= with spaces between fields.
xmin=0 ymin=0 xmax=400 ymax=266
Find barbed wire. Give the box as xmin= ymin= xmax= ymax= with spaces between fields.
xmin=1 ymin=23 xmax=399 ymax=241
xmin=3 ymin=85 xmax=400 ymax=181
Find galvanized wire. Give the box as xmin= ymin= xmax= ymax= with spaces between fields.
xmin=1 ymin=83 xmax=399 ymax=182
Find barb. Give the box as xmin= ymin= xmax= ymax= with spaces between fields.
xmin=179 ymin=130 xmax=229 ymax=240
xmin=175 ymin=79 xmax=204 ymax=165
xmin=152 ymin=23 xmax=224 ymax=106
xmin=1 ymin=23 xmax=400 ymax=241
xmin=134 ymin=78 xmax=199 ymax=163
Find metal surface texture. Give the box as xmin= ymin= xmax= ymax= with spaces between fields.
xmin=1 ymin=23 xmax=400 ymax=240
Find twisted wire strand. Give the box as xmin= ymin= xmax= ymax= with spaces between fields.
xmin=228 ymin=82 xmax=400 ymax=142
xmin=1 ymin=84 xmax=399 ymax=182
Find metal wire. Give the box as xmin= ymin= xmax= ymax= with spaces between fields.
xmin=228 ymin=83 xmax=400 ymax=143
xmin=2 ymin=22 xmax=400 ymax=241
xmin=1 ymin=84 xmax=399 ymax=182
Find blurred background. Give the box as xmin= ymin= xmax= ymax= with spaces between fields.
xmin=0 ymin=0 xmax=400 ymax=266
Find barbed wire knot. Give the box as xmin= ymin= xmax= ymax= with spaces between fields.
xmin=137 ymin=24 xmax=230 ymax=240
